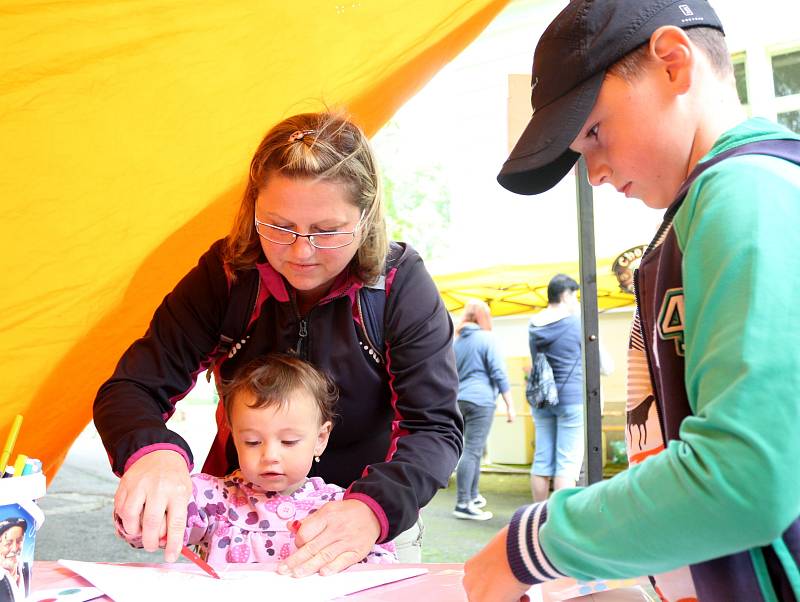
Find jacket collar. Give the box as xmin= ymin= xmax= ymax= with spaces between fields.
xmin=255 ymin=260 xmax=363 ymax=306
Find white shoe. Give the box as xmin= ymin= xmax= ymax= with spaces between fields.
xmin=471 ymin=494 xmax=487 ymax=509
xmin=452 ymin=504 xmax=493 ymax=521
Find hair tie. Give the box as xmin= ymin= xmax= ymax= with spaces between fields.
xmin=288 ymin=129 xmax=316 ymax=143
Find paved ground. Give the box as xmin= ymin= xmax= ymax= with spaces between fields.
xmin=34 ymin=404 xmax=532 ymax=564
xmin=422 ymin=470 xmax=532 ymax=563
xmin=35 ymin=403 xmax=218 ymax=563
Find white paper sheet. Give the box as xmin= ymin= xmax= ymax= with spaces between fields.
xmin=58 ymin=560 xmax=427 ymax=602
xmin=526 ymin=583 xmax=544 ymax=602
xmin=28 ymin=586 xmax=104 ymax=602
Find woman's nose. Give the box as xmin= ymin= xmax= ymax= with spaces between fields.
xmin=289 ymin=236 xmax=316 ymax=259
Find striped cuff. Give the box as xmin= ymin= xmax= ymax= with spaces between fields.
xmin=506 ymin=502 xmax=565 ymax=584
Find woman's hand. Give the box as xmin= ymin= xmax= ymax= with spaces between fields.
xmin=278 ymin=498 xmax=381 ymax=576
xmin=463 ymin=526 xmax=531 ymax=602
xmin=503 ymin=392 xmax=516 ymax=423
xmin=506 ymin=405 xmax=517 ymax=423
xmin=113 ymin=450 xmax=192 ymax=562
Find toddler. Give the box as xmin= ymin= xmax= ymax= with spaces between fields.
xmin=118 ymin=353 xmax=396 ymax=564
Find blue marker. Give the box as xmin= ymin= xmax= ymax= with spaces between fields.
xmin=22 ymin=458 xmax=41 ymax=475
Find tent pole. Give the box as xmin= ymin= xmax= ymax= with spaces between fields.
xmin=575 ymin=158 xmax=603 ymax=485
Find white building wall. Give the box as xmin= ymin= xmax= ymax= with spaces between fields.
xmin=374 ymin=0 xmax=800 ymax=276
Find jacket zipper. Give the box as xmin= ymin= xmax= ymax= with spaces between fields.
xmin=296 ymin=317 xmax=308 ymax=358
xmin=292 ymin=285 xmax=357 ymax=360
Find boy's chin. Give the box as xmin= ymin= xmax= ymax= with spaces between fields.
xmin=637 ymin=192 xmax=671 ymax=210
xmin=643 ymin=200 xmax=672 ymax=210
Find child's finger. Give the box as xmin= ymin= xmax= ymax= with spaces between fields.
xmin=288 ymin=519 xmax=302 ymax=534
xmin=277 ymin=520 xmax=335 ymax=574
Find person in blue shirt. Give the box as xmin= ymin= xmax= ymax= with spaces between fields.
xmin=452 ymin=299 xmax=515 ymax=521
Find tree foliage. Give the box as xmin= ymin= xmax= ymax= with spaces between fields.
xmin=376 ymin=121 xmax=452 ymax=264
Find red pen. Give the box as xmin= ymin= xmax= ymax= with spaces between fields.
xmin=181 ymin=545 xmax=221 ymax=579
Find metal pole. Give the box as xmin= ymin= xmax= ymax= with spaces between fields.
xmin=575 ymin=158 xmax=603 ymax=485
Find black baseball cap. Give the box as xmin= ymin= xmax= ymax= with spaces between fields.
xmin=497 ymin=0 xmax=724 ymax=195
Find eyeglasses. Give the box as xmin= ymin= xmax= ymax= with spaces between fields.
xmin=254 ymin=211 xmax=364 ymax=250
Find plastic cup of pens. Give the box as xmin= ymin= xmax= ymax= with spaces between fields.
xmin=0 ymin=465 xmax=46 ymax=602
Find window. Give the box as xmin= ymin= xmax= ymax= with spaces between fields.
xmin=772 ymin=50 xmax=800 ymax=97
xmin=771 ymin=50 xmax=800 ymax=134
xmin=778 ymin=110 xmax=800 ymax=133
xmin=733 ymin=57 xmax=748 ymax=105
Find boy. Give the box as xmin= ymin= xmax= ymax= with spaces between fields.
xmin=463 ymin=1 xmax=800 ymax=601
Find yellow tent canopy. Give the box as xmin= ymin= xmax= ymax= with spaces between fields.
xmin=0 ymin=0 xmax=509 ymax=480
xmin=434 ymin=259 xmax=635 ymax=317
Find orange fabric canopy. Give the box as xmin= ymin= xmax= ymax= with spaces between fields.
xmin=0 ymin=0 xmax=509 ymax=480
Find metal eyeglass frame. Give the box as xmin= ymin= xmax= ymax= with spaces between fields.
xmin=254 ymin=210 xmax=365 ymax=250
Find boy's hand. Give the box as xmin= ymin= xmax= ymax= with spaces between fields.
xmin=278 ymin=499 xmax=380 ymax=577
xmin=463 ymin=526 xmax=531 ymax=602
xmin=113 ymin=450 xmax=191 ymax=563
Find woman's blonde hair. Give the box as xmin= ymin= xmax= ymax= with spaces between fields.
xmin=224 ymin=111 xmax=388 ymax=283
xmin=456 ymin=299 xmax=493 ymax=334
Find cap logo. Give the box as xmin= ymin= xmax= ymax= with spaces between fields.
xmin=678 ymin=4 xmax=694 ymax=16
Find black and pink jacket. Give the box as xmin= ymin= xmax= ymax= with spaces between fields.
xmin=94 ymin=239 xmax=462 ymax=542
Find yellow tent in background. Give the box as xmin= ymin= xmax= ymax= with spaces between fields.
xmin=0 ymin=0 xmax=509 ymax=480
xmin=434 ymin=259 xmax=635 ymax=317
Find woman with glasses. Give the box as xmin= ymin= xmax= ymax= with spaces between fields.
xmin=94 ymin=112 xmax=462 ymax=575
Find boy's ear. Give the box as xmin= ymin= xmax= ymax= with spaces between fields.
xmin=649 ymin=26 xmax=693 ymax=93
xmin=315 ymin=420 xmax=332 ymax=456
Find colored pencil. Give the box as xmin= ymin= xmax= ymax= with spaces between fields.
xmin=0 ymin=414 xmax=23 ymax=476
xmin=11 ymin=454 xmax=28 ymax=478
xmin=180 ymin=545 xmax=221 ymax=579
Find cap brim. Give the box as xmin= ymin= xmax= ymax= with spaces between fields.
xmin=497 ymin=70 xmax=605 ymax=195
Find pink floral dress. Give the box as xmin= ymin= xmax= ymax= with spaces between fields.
xmin=184 ymin=471 xmax=396 ymax=564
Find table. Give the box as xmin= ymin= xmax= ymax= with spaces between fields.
xmin=31 ymin=561 xmax=654 ymax=601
